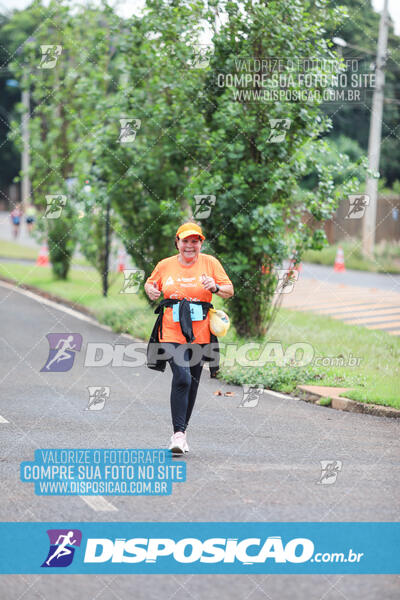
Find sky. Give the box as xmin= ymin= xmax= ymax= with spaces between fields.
xmin=372 ymin=0 xmax=400 ymax=34
xmin=0 ymin=0 xmax=399 ymax=35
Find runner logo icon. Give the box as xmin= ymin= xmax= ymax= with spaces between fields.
xmin=42 ymin=529 xmax=82 ymax=567
xmin=41 ymin=333 xmax=83 ymax=372
xmin=86 ymin=386 xmax=110 ymax=410
xmin=317 ymin=460 xmax=343 ymax=485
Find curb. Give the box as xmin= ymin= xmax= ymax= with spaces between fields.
xmin=0 ymin=273 xmax=96 ymax=318
xmin=296 ymin=386 xmax=400 ymax=419
xmin=0 ymin=275 xmax=144 ymax=344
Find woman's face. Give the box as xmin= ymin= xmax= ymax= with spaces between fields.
xmin=177 ymin=235 xmax=203 ymax=262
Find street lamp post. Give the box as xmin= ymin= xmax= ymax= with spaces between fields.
xmin=362 ymin=0 xmax=389 ymax=258
xmin=103 ymin=193 xmax=111 ymax=298
xmin=21 ymin=71 xmax=31 ymax=208
xmin=16 ymin=37 xmax=36 ymax=209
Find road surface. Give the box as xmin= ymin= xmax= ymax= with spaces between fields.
xmin=0 ymin=281 xmax=399 ymax=597
xmin=282 ymin=263 xmax=400 ymax=336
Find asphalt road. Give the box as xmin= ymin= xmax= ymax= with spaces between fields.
xmin=299 ymin=262 xmax=400 ymax=293
xmin=0 ymin=281 xmax=399 ymax=598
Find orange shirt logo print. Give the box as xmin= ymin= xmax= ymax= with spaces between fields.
xmin=177 ymin=276 xmax=196 ymax=288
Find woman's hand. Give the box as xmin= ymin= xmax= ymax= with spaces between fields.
xmin=145 ymin=281 xmax=161 ymax=301
xmin=201 ymin=273 xmax=217 ymax=292
xmin=202 ymin=273 xmax=234 ymax=298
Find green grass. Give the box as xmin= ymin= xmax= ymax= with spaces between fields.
xmin=317 ymin=397 xmax=332 ymax=407
xmin=303 ymin=240 xmax=400 ymax=274
xmin=221 ymin=308 xmax=400 ymax=408
xmin=0 ymin=239 xmax=38 ymax=260
xmin=218 ymin=308 xmax=400 ymax=408
xmin=1 ymin=261 xmax=399 ymax=409
xmin=0 ymin=239 xmax=92 ymax=267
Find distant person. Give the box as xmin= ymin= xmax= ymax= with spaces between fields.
xmin=10 ymin=204 xmax=22 ymax=239
xmin=25 ymin=204 xmax=37 ymax=235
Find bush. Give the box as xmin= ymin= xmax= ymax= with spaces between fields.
xmin=218 ymin=364 xmax=323 ymax=394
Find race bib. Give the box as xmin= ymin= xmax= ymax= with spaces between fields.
xmin=172 ymin=302 xmax=203 ymax=322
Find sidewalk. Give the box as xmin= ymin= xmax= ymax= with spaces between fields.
xmin=282 ymin=274 xmax=400 ymax=336
xmin=300 ymin=261 xmax=400 ymax=292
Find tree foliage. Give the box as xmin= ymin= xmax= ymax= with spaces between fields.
xmin=186 ymin=0 xmax=361 ymax=336
xmin=321 ymin=0 xmax=400 ymax=186
xmin=7 ymin=0 xmax=121 ymax=279
xmin=6 ymin=0 xmax=364 ymax=337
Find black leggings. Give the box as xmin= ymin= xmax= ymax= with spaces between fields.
xmin=166 ymin=343 xmax=205 ymax=433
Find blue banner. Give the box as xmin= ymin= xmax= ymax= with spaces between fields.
xmin=0 ymin=522 xmax=398 ymax=574
xmin=20 ymin=449 xmax=185 ymax=496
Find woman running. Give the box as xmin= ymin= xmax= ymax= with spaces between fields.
xmin=25 ymin=204 xmax=37 ymax=235
xmin=10 ymin=204 xmax=22 ymax=239
xmin=145 ymin=222 xmax=234 ymax=454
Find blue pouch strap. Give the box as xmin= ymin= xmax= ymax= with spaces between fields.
xmin=173 ymin=302 xmax=203 ymax=322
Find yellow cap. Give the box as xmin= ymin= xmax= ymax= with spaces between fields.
xmin=176 ymin=222 xmax=205 ymax=241
xmin=209 ymin=309 xmax=230 ymax=337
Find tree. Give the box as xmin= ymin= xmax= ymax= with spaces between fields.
xmin=7 ymin=0 xmax=121 ymax=279
xmin=87 ymin=0 xmax=211 ymax=283
xmin=0 ymin=14 xmax=22 ymax=198
xmin=5 ymin=0 xmax=363 ymax=341
xmin=321 ymin=0 xmax=400 ymax=186
xmin=186 ymin=0 xmax=360 ymax=337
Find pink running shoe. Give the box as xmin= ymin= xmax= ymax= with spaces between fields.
xmin=168 ymin=432 xmax=186 ymax=454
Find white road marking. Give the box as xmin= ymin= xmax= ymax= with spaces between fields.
xmin=0 ymin=279 xmax=144 ymax=342
xmin=0 ymin=280 xmax=124 ymax=512
xmin=80 ymin=495 xmax=118 ymax=512
xmin=0 ymin=279 xmax=112 ymax=329
xmin=346 ymin=314 xmax=400 ymax=325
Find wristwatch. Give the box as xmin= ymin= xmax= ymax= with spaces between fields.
xmin=212 ymin=284 xmax=220 ymax=294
